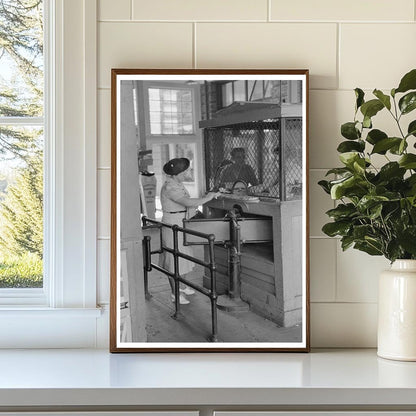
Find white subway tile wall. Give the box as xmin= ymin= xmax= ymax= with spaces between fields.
xmin=310 ymin=239 xmax=336 ymax=302
xmin=196 ymin=23 xmax=338 ymax=89
xmin=99 ymin=0 xmax=131 ymax=21
xmin=98 ymin=22 xmax=193 ymax=88
xmin=339 ymin=24 xmax=416 ymax=90
xmin=97 ymin=0 xmax=416 ymax=347
xmin=132 ymin=0 xmax=269 ymax=21
xmin=270 ymin=0 xmax=414 ymax=22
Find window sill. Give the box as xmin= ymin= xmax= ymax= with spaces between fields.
xmin=0 ymin=306 xmax=102 ymax=316
xmin=0 ymin=307 xmax=104 ymax=348
xmin=0 ymin=349 xmax=415 ymax=410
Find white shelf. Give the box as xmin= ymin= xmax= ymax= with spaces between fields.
xmin=0 ymin=349 xmax=415 ymax=409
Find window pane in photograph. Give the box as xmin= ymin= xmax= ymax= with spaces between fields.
xmin=233 ymin=80 xmax=246 ymax=102
xmin=249 ymin=80 xmax=263 ymax=101
xmin=148 ymin=88 xmax=194 ymax=135
xmin=0 ymin=0 xmax=44 ymax=290
xmin=221 ymin=82 xmax=233 ymax=107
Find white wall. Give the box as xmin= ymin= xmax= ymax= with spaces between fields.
xmin=96 ymin=0 xmax=416 ymax=347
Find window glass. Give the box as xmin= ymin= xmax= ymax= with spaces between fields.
xmin=233 ymin=81 xmax=246 ymax=102
xmin=148 ymin=88 xmax=194 ymax=135
xmin=0 ymin=0 xmax=44 ymax=289
xmin=221 ymin=82 xmax=233 ymax=107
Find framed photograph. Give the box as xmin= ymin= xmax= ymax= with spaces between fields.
xmin=110 ymin=69 xmax=310 ymax=352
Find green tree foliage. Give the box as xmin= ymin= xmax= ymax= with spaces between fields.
xmin=0 ymin=0 xmax=43 ymax=162
xmin=0 ymin=154 xmax=42 ymax=257
xmin=0 ymin=0 xmax=43 ymax=285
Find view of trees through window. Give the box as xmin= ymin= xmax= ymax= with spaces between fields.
xmin=0 ymin=0 xmax=44 ymax=288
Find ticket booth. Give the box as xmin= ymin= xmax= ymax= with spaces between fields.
xmin=184 ymin=101 xmax=303 ymax=328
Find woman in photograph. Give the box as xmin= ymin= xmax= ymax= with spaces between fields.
xmin=160 ymin=157 xmax=220 ymax=305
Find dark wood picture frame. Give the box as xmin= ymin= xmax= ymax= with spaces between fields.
xmin=110 ymin=69 xmax=310 ymax=352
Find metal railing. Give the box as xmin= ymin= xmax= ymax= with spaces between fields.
xmin=142 ymin=216 xmax=219 ymax=342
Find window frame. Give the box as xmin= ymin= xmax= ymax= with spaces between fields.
xmin=0 ymin=1 xmax=48 ymax=304
xmin=0 ymin=0 xmax=100 ymax=348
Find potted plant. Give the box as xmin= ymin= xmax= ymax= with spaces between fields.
xmin=319 ymin=68 xmax=416 ymax=361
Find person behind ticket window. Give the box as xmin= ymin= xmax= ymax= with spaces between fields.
xmin=159 ymin=157 xmax=221 ymax=305
xmin=217 ymin=147 xmax=258 ymax=189
xmin=231 ymin=180 xmax=248 ymax=196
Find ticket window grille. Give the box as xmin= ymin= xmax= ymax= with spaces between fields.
xmin=204 ymin=118 xmax=302 ymax=201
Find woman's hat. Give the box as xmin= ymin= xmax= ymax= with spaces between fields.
xmin=163 ymin=158 xmax=190 ymax=176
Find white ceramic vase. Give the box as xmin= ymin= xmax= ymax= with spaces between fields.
xmin=378 ymin=259 xmax=416 ymax=361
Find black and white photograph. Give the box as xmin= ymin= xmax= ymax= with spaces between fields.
xmin=110 ymin=69 xmax=309 ymax=352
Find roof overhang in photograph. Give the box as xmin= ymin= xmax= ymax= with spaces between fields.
xmin=199 ymin=101 xmax=282 ymax=128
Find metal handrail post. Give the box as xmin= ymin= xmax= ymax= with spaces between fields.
xmin=172 ymin=225 xmax=181 ymax=318
xmin=143 ymin=235 xmax=152 ymax=300
xmin=227 ymin=210 xmax=242 ymax=299
xmin=208 ymin=234 xmax=218 ymax=342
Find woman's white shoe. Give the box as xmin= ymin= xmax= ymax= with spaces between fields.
xmin=171 ymin=293 xmax=190 ymax=305
xmin=180 ymin=286 xmax=195 ymax=295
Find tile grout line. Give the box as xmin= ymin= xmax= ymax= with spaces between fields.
xmin=311 ymin=301 xmax=378 ymax=305
xmin=97 ymin=19 xmax=415 ymax=24
xmin=267 ymin=0 xmax=271 ymax=22
xmin=193 ymin=22 xmax=197 ymax=69
xmin=130 ymin=0 xmax=133 ymax=21
xmin=336 ymin=22 xmax=340 ymax=90
xmin=333 ymin=230 xmax=338 ymax=303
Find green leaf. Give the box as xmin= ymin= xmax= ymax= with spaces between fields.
xmin=339 ymin=152 xmax=360 ymax=166
xmin=330 ymin=175 xmax=357 ymax=199
xmin=322 ymin=221 xmax=351 ymax=237
xmin=398 ymin=227 xmax=416 ymax=255
xmin=341 ymin=122 xmax=360 ymax=140
xmin=389 ymin=139 xmax=408 ymax=155
xmin=362 ymin=115 xmax=372 ymax=129
xmin=386 ymin=240 xmax=402 ymax=263
xmin=354 ymin=241 xmax=383 ymax=256
xmin=399 ymin=92 xmax=416 ymax=115
xmin=355 ymin=88 xmax=365 ymax=110
xmin=377 ymin=162 xmax=406 ymax=181
xmin=341 ymin=235 xmax=355 ymax=251
xmin=357 ymin=195 xmax=389 ymax=211
xmin=325 ymin=167 xmax=352 ymax=176
xmin=371 ymin=137 xmax=402 ymax=154
xmin=366 ymin=129 xmax=388 ymax=145
xmin=353 ymin=224 xmax=374 ymax=240
xmin=318 ymin=180 xmax=331 ymax=194
xmin=399 ymin=154 xmax=416 ymax=169
xmin=373 ymin=89 xmax=391 ymax=110
xmin=326 ymin=203 xmax=356 ymax=220
xmin=353 ymin=158 xmax=366 ymax=174
xmin=395 ymin=69 xmax=416 ymax=94
xmin=407 ymin=120 xmax=416 ymax=138
xmin=369 ymin=203 xmax=383 ymax=219
xmin=337 ymin=140 xmax=365 ymax=153
xmin=399 ymin=139 xmax=407 ymax=154
xmin=360 ymin=99 xmax=384 ymax=119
